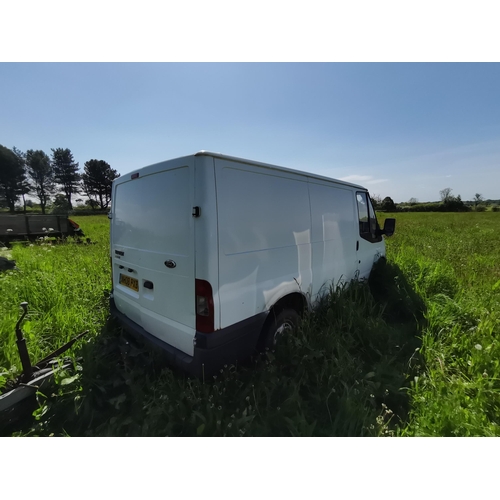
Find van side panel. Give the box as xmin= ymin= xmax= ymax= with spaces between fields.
xmin=215 ymin=159 xmax=311 ymax=329
xmin=308 ymin=181 xmax=358 ymax=297
xmin=111 ymin=160 xmax=196 ymax=356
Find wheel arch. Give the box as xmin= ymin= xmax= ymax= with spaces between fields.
xmin=269 ymin=292 xmax=308 ymax=317
xmin=257 ymin=292 xmax=308 ymax=348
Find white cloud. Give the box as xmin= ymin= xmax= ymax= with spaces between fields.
xmin=339 ymin=174 xmax=388 ymax=186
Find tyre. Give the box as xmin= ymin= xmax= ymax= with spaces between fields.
xmin=261 ymin=308 xmax=300 ymax=350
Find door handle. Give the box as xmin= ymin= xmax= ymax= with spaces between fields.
xmin=356 ymin=241 xmax=359 ymax=251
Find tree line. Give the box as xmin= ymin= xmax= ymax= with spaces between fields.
xmin=0 ymin=144 xmax=119 ymax=214
xmin=372 ymin=188 xmax=499 ymax=213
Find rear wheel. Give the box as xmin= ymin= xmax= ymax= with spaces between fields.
xmin=261 ymin=308 xmax=300 ymax=350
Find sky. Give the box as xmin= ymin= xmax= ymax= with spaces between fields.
xmin=1 ymin=62 xmax=499 ymax=203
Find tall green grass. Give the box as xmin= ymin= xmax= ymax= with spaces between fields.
xmin=382 ymin=212 xmax=500 ymax=435
xmin=7 ymin=264 xmax=422 ymax=437
xmin=2 ymin=212 xmax=500 ymax=436
xmin=0 ymin=217 xmax=110 ymax=387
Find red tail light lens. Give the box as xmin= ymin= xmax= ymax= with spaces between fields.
xmin=68 ymin=218 xmax=80 ymax=229
xmin=195 ymin=279 xmax=214 ymax=333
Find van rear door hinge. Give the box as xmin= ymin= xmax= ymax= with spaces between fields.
xmin=192 ymin=206 xmax=201 ymax=217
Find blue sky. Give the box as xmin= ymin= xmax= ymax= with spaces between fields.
xmin=1 ymin=63 xmax=499 ymax=202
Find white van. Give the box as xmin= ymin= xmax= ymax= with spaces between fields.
xmin=109 ymin=151 xmax=395 ymax=376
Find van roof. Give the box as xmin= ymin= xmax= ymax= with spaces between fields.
xmin=117 ymin=151 xmax=368 ymax=191
xmin=194 ymin=151 xmax=367 ymax=190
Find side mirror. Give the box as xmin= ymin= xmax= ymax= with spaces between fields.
xmin=382 ymin=218 xmax=396 ymax=237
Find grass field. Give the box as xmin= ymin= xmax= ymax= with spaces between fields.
xmin=385 ymin=212 xmax=500 ymax=436
xmin=1 ymin=212 xmax=499 ymax=436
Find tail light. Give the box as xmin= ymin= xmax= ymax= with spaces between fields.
xmin=195 ymin=279 xmax=214 ymax=333
xmin=68 ymin=218 xmax=80 ymax=230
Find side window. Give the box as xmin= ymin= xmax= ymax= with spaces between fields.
xmin=367 ymin=196 xmax=378 ymax=235
xmin=356 ymin=192 xmax=369 ymax=234
xmin=356 ymin=192 xmax=381 ymax=242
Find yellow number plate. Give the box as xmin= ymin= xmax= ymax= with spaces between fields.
xmin=119 ymin=274 xmax=139 ymax=292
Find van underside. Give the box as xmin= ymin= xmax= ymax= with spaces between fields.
xmin=110 ymin=296 xmax=267 ymax=377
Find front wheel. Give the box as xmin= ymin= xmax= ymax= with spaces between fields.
xmin=261 ymin=309 xmax=300 ymax=350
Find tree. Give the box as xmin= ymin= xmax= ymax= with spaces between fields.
xmin=473 ymin=193 xmax=484 ymax=207
xmin=440 ymin=187 xmax=453 ymax=202
xmin=26 ymin=149 xmax=55 ymax=214
xmin=85 ymin=199 xmax=100 ymax=209
xmin=370 ymin=194 xmax=382 ymax=210
xmin=442 ymin=193 xmax=469 ymax=212
xmin=51 ymin=148 xmax=80 ymax=209
xmin=0 ymin=144 xmax=27 ymax=213
xmin=12 ymin=147 xmax=31 ymax=213
xmin=50 ymin=193 xmax=71 ymax=214
xmin=81 ymin=159 xmax=120 ymax=210
xmin=381 ymin=196 xmax=397 ymax=211
xmin=408 ymin=197 xmax=418 ymax=205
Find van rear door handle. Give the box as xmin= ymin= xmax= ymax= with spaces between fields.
xmin=356 ymin=241 xmax=359 ymax=251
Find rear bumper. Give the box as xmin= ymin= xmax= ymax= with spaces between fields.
xmin=109 ymin=296 xmax=267 ymax=377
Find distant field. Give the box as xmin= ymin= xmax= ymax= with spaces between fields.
xmin=1 ymin=212 xmax=499 ymax=436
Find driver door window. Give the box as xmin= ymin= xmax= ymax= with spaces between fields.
xmin=356 ymin=192 xmax=381 ymax=243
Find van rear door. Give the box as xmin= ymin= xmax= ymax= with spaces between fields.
xmin=111 ymin=159 xmax=196 ymax=356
